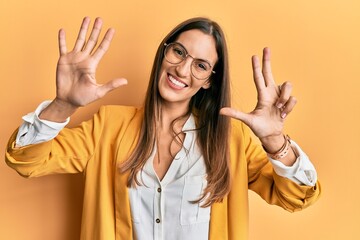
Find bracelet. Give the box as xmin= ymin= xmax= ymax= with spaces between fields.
xmin=263 ymin=135 xmax=292 ymax=160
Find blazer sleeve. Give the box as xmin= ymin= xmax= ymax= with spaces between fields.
xmin=5 ymin=106 xmax=108 ymax=178
xmin=236 ymin=121 xmax=321 ymax=212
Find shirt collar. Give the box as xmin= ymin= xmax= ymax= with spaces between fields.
xmin=182 ymin=113 xmax=196 ymax=132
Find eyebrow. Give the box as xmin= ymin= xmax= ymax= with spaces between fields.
xmin=174 ymin=41 xmax=214 ymax=67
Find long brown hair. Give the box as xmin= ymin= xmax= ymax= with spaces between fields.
xmin=120 ymin=17 xmax=231 ymax=206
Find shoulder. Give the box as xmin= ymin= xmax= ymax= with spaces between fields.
xmin=229 ymin=119 xmax=255 ymax=149
xmin=230 ymin=119 xmax=247 ymax=138
xmin=97 ymin=105 xmax=144 ymax=124
xmin=84 ymin=105 xmax=144 ymax=142
xmin=82 ymin=105 xmax=144 ymax=134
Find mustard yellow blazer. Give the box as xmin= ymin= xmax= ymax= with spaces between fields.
xmin=6 ymin=105 xmax=321 ymax=240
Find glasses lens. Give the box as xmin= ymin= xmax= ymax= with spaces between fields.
xmin=165 ymin=43 xmax=185 ymax=64
xmin=192 ymin=60 xmax=212 ymax=80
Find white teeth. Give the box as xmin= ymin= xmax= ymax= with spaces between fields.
xmin=169 ymin=75 xmax=186 ymax=88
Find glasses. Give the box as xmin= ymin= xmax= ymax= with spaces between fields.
xmin=164 ymin=42 xmax=215 ymax=80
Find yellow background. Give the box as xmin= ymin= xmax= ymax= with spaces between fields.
xmin=1 ymin=0 xmax=359 ymax=239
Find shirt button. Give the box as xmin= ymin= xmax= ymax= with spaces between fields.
xmin=156 ymin=218 xmax=161 ymax=223
xmin=157 ymin=187 xmax=162 ymax=193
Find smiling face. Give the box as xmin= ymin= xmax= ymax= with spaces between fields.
xmin=158 ymin=29 xmax=218 ymax=109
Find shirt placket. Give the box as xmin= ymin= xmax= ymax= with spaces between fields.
xmin=154 ymin=182 xmax=164 ymax=240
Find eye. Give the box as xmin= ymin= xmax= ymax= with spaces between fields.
xmin=173 ymin=46 xmax=185 ymax=57
xmin=194 ymin=61 xmax=209 ymax=71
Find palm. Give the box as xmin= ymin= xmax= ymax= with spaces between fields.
xmin=57 ymin=53 xmax=99 ymax=106
xmin=220 ymin=48 xmax=296 ymax=139
xmin=55 ymin=17 xmax=127 ymax=108
xmin=244 ymin=85 xmax=284 ymax=138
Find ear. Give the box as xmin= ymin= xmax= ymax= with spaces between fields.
xmin=201 ymin=79 xmax=211 ymax=89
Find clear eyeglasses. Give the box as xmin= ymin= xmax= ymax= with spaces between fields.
xmin=164 ymin=42 xmax=216 ymax=80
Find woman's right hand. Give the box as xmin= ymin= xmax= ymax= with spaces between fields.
xmin=40 ymin=17 xmax=127 ymax=122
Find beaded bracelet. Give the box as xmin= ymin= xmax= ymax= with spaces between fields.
xmin=263 ymin=135 xmax=292 ymax=160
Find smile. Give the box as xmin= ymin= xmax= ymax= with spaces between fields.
xmin=167 ymin=74 xmax=188 ymax=89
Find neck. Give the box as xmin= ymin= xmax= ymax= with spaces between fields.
xmin=158 ymin=100 xmax=190 ymax=132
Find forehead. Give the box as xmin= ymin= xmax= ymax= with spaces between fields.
xmin=175 ymin=29 xmax=218 ymax=65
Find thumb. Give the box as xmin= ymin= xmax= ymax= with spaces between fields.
xmin=97 ymin=78 xmax=128 ymax=97
xmin=220 ymin=107 xmax=252 ymax=125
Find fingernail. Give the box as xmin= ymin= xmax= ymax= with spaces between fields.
xmin=276 ymin=103 xmax=283 ymax=108
xmin=281 ymin=112 xmax=287 ymax=119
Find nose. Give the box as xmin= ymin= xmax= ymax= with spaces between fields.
xmin=175 ymin=56 xmax=192 ymax=78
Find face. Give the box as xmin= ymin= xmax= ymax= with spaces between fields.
xmin=158 ymin=29 xmax=218 ymax=108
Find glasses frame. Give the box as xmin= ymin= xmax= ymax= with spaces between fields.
xmin=163 ymin=42 xmax=216 ymax=80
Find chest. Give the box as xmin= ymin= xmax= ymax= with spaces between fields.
xmin=153 ymin=131 xmax=185 ymax=180
xmin=129 ymin=143 xmax=211 ymax=239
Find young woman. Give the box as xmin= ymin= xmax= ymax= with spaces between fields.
xmin=6 ymin=17 xmax=321 ymax=240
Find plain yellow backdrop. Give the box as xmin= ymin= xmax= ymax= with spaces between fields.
xmin=1 ymin=0 xmax=359 ymax=239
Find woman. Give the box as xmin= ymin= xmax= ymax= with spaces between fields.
xmin=6 ymin=17 xmax=321 ymax=239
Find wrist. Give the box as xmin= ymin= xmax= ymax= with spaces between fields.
xmin=260 ymin=134 xmax=285 ymax=153
xmin=262 ymin=134 xmax=298 ymax=162
xmin=39 ymin=99 xmax=78 ymax=122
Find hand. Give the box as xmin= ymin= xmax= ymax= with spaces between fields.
xmin=55 ymin=17 xmax=127 ymax=110
xmin=220 ymin=48 xmax=297 ymax=147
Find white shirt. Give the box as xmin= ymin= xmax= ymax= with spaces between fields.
xmin=130 ymin=114 xmax=210 ymax=240
xmin=16 ymin=101 xmax=318 ymax=240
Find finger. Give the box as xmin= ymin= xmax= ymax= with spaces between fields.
xmin=73 ymin=17 xmax=91 ymax=52
xmin=220 ymin=107 xmax=252 ymax=126
xmin=58 ymin=29 xmax=67 ymax=56
xmin=252 ymin=55 xmax=266 ymax=92
xmin=280 ymin=96 xmax=297 ymax=119
xmin=276 ymin=81 xmax=293 ymax=108
xmin=83 ymin=17 xmax=103 ymax=54
xmin=92 ymin=28 xmax=115 ymax=63
xmin=262 ymin=47 xmax=275 ymax=87
xmin=97 ymin=78 xmax=128 ymax=98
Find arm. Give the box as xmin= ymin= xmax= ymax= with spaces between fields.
xmin=16 ymin=101 xmax=69 ymax=147
xmin=239 ymin=122 xmax=320 ymax=212
xmin=222 ymin=48 xmax=321 ymax=210
xmin=6 ymin=17 xmax=128 ymax=176
xmin=268 ymin=140 xmax=317 ymax=186
xmin=7 ymin=105 xmax=140 ymax=178
xmin=6 ymin=106 xmax=106 ymax=177
xmin=221 ymin=47 xmax=312 ymax=171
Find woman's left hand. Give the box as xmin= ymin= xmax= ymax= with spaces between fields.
xmin=220 ymin=47 xmax=297 ymax=148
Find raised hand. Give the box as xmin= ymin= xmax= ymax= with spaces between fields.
xmin=56 ymin=17 xmax=127 ymax=108
xmin=220 ymin=48 xmax=297 ymax=151
xmin=40 ymin=17 xmax=127 ymax=122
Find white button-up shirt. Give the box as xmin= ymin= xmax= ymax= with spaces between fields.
xmin=129 ymin=114 xmax=211 ymax=240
